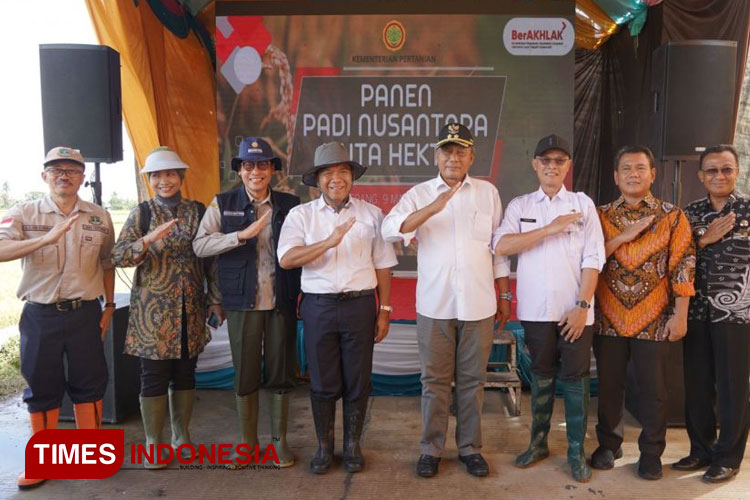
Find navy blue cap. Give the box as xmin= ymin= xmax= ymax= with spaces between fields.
xmin=231 ymin=137 xmax=282 ymax=172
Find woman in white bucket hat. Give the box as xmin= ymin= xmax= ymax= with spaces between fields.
xmin=112 ymin=146 xmax=222 ymax=468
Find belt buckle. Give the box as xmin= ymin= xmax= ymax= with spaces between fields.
xmin=338 ymin=291 xmax=352 ymax=301
xmin=55 ymin=299 xmax=82 ymax=312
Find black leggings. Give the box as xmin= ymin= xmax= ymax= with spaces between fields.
xmin=139 ymin=308 xmax=198 ymax=397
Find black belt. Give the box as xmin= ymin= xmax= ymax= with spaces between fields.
xmin=305 ymin=289 xmax=375 ymax=301
xmin=26 ymin=298 xmax=96 ymax=312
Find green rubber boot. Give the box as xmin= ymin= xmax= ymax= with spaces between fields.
xmin=514 ymin=375 xmax=555 ymax=468
xmin=269 ymin=391 xmax=295 ymax=468
xmin=140 ymin=395 xmax=169 ymax=469
xmin=562 ymin=376 xmax=592 ymax=483
xmin=230 ymin=392 xmax=259 ymax=468
xmin=169 ymin=389 xmax=195 ymax=461
xmin=236 ymin=392 xmax=259 ymax=447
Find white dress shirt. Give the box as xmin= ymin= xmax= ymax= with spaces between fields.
xmin=492 ymin=186 xmax=605 ymax=324
xmin=381 ymin=174 xmax=510 ymax=321
xmin=277 ymin=196 xmax=397 ymax=293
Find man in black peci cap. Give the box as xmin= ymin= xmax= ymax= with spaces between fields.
xmin=493 ymin=134 xmax=605 ymax=482
xmin=382 ymin=123 xmax=510 ymax=478
xmin=193 ymin=137 xmax=301 ymax=467
xmin=278 ymin=141 xmax=397 ymax=474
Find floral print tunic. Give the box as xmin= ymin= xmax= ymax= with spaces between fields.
xmin=112 ymin=197 xmax=220 ymax=360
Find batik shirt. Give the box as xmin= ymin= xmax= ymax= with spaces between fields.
xmin=112 ymin=197 xmax=220 ymax=360
xmin=595 ymin=193 xmax=695 ymax=340
xmin=685 ymin=191 xmax=750 ymax=324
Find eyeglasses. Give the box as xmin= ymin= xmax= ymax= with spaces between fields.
xmin=535 ymin=157 xmax=569 ymax=167
xmin=45 ymin=167 xmax=84 ymax=178
xmin=240 ymin=161 xmax=273 ymax=172
xmin=701 ymin=166 xmax=737 ymax=177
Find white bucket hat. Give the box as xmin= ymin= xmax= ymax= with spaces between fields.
xmin=142 ymin=146 xmax=189 ymax=174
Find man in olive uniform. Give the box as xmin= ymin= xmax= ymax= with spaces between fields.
xmin=194 ymin=137 xmax=301 ymax=467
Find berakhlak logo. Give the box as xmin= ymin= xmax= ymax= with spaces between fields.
xmin=383 ymin=20 xmax=406 ymax=52
xmin=25 ymin=429 xmax=124 ymax=479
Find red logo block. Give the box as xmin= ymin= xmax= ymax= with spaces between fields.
xmin=25 ymin=429 xmax=124 ymax=479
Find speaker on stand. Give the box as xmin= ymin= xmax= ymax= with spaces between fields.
xmin=647 ymin=40 xmax=737 ymax=207
xmin=39 ymin=44 xmax=123 ymax=206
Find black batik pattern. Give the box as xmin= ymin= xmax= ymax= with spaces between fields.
xmin=685 ymin=192 xmax=750 ymax=324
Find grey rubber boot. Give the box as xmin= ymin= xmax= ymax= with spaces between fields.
xmin=140 ymin=395 xmax=169 ymax=469
xmin=269 ymin=391 xmax=295 ymax=467
xmin=169 ymin=389 xmax=195 ymax=461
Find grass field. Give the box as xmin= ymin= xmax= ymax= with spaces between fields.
xmin=0 ymin=208 xmax=135 ymax=399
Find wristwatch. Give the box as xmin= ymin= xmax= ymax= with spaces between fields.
xmin=498 ymin=292 xmax=513 ymax=301
xmin=379 ymin=305 xmax=393 ymax=312
xmin=575 ymin=300 xmax=591 ymax=309
xmin=104 ymin=302 xmax=116 ymax=309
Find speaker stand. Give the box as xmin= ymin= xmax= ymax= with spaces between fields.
xmin=672 ymin=159 xmax=683 ymax=206
xmin=86 ymin=162 xmax=103 ymax=206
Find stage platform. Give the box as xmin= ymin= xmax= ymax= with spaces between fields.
xmin=0 ymin=387 xmax=747 ymax=499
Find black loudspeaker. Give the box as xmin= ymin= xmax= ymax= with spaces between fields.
xmin=60 ymin=295 xmax=140 ymax=424
xmin=648 ymin=40 xmax=737 ymax=161
xmin=39 ymin=44 xmax=123 ymax=163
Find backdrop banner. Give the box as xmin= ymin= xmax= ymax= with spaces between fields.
xmin=216 ymin=0 xmax=575 ymax=270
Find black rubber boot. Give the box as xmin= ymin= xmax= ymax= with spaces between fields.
xmin=310 ymin=395 xmax=336 ymax=474
xmin=343 ymin=397 xmax=369 ymax=473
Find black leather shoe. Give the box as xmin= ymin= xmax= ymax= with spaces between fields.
xmin=702 ymin=465 xmax=739 ymax=483
xmin=637 ymin=454 xmax=662 ymax=480
xmin=590 ymin=446 xmax=623 ymax=470
xmin=458 ymin=453 xmax=489 ymax=477
xmin=672 ymin=455 xmax=711 ymax=471
xmin=416 ymin=455 xmax=441 ymax=478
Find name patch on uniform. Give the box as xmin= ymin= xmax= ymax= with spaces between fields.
xmin=223 ymin=210 xmax=245 ymax=216
xmin=520 ymin=218 xmax=537 ymax=223
xmin=22 ymin=224 xmax=53 ymax=232
xmin=82 ymin=224 xmax=109 ymax=234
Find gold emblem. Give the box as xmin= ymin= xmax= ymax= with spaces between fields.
xmin=251 ymin=142 xmax=259 ymax=148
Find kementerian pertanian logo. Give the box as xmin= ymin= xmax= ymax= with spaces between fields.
xmin=383 ymin=20 xmax=406 ymax=52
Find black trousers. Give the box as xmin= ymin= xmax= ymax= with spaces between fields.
xmin=19 ymin=300 xmax=108 ymax=413
xmin=139 ymin=308 xmax=197 ymax=397
xmin=684 ymin=319 xmax=750 ymax=468
xmin=521 ymin=321 xmax=593 ymax=381
xmin=300 ymin=292 xmax=376 ymax=402
xmin=593 ymin=335 xmax=670 ymax=457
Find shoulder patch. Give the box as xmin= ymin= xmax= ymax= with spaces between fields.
xmin=0 ymin=217 xmax=14 ymax=229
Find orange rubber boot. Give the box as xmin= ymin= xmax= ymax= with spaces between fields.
xmin=17 ymin=408 xmax=60 ymax=490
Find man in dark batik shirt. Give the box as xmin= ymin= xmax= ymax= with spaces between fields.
xmin=677 ymin=144 xmax=750 ymax=484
